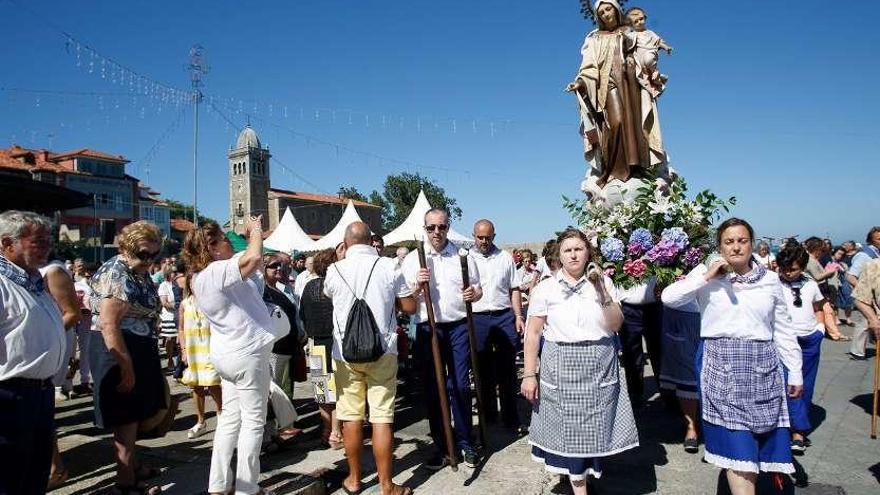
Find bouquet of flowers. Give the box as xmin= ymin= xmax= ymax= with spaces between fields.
xmin=563 ymin=176 xmax=736 ymax=289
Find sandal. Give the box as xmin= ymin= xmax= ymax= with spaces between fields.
xmin=46 ymin=466 xmax=69 ymax=490
xmin=382 ymin=485 xmax=413 ymax=495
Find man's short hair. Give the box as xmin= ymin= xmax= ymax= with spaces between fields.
xmin=424 ymin=207 xmax=449 ymax=224
xmin=0 ymin=210 xmax=54 ymax=243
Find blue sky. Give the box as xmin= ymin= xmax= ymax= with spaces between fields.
xmin=1 ymin=0 xmax=877 ymax=244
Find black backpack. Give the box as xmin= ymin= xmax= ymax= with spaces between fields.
xmin=334 ymin=259 xmax=384 ymax=363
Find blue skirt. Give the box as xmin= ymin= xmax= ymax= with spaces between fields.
xmin=531 ymin=446 xmax=602 ymax=480
xmin=696 ymin=340 xmax=794 ymax=474
xmin=659 ymin=307 xmax=700 ymax=400
xmin=785 ymin=330 xmax=823 ymax=433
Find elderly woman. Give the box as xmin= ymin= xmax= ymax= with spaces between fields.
xmin=662 ymin=218 xmax=803 ymax=495
xmin=89 ymin=221 xmax=167 ymax=495
xmin=299 ymin=248 xmax=342 ymax=449
xmin=521 ymin=228 xmax=637 ymax=495
xmin=182 ymin=217 xmax=285 ymax=495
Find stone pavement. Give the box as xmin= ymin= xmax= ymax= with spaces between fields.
xmin=52 ymin=317 xmax=879 ymax=495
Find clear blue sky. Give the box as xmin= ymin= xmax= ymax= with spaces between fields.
xmin=1 ymin=0 xmax=877 ymax=244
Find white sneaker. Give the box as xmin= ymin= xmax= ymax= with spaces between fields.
xmin=187 ymin=422 xmax=207 ymax=439
xmin=54 ymin=387 xmax=69 ymax=402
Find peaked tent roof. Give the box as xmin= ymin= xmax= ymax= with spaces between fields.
xmin=311 ymin=200 xmax=368 ymax=250
xmin=264 ymin=207 xmax=317 ymax=253
xmin=382 ymin=190 xmax=473 ymax=246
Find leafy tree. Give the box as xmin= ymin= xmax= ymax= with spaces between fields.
xmin=164 ymin=198 xmax=216 ymax=224
xmin=337 ymin=186 xmax=368 ymax=203
xmin=372 ymin=172 xmax=462 ymax=231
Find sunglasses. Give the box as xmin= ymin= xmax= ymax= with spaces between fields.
xmin=135 ymin=249 xmax=161 ymax=262
xmin=424 ymin=224 xmax=449 ymax=233
xmin=790 ymin=287 xmax=802 ymax=308
xmin=266 ymin=263 xmax=289 ymax=270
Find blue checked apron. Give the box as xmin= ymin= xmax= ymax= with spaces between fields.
xmin=700 ymin=337 xmax=789 ymax=433
xmin=529 ymin=338 xmax=639 ymax=456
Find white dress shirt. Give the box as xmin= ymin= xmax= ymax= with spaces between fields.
xmin=192 ymin=257 xmax=278 ymax=359
xmin=617 ymin=278 xmax=657 ymax=305
xmin=401 ymin=241 xmax=480 ymax=323
xmin=779 ymin=278 xmax=825 ymax=337
xmin=323 ymin=244 xmax=412 ymax=361
xmin=470 ymin=246 xmax=518 ymax=313
xmin=528 ymin=271 xmax=620 ymax=342
xmin=661 ymin=264 xmax=803 ymax=386
xmin=0 ymin=258 xmax=66 ymax=381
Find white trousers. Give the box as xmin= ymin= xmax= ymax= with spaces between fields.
xmin=208 ymin=348 xmax=271 ymax=495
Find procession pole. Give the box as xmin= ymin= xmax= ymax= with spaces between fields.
xmin=417 ymin=243 xmax=459 ymax=471
xmin=871 ymin=349 xmax=879 ymax=439
xmin=459 ymin=249 xmax=488 ymax=449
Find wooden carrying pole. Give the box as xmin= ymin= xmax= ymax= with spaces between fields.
xmin=872 ymin=350 xmax=879 ymax=439
xmin=417 ymin=244 xmax=458 ymax=471
xmin=459 ymin=249 xmax=488 ymax=448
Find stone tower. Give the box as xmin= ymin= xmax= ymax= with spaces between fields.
xmin=228 ymin=125 xmax=271 ymax=234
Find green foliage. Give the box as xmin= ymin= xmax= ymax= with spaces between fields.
xmin=164 ymin=198 xmax=216 ymax=224
xmin=337 ymin=186 xmax=368 ymax=203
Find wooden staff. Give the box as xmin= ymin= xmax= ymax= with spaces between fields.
xmin=872 ymin=349 xmax=879 ymax=439
xmin=417 ymin=244 xmax=458 ymax=471
xmin=459 ymin=249 xmax=488 ymax=448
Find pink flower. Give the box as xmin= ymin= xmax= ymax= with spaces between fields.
xmin=623 ymin=259 xmax=648 ymax=278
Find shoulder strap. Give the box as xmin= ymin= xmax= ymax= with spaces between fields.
xmin=333 ymin=263 xmax=356 ymax=298
xmin=361 ymin=258 xmax=381 ymax=299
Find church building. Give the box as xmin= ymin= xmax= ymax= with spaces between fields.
xmin=227 ymin=125 xmax=382 ymax=237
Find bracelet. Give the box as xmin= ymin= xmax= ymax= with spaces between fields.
xmin=522 ymin=373 xmax=538 ymax=379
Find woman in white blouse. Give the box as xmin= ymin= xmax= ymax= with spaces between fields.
xmin=521 ymin=229 xmax=638 ymax=495
xmin=662 ymin=218 xmax=803 ymax=495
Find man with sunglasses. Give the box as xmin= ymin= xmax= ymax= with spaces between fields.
xmin=777 ymin=243 xmax=827 ymax=454
xmin=469 ymin=219 xmax=527 ymax=436
xmin=400 ymin=208 xmax=483 ymax=469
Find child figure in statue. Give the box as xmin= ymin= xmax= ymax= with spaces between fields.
xmin=626 ymin=7 xmax=672 ymax=98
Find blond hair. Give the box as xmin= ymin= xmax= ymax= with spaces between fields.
xmin=118 ymin=221 xmax=162 ymax=257
xmin=181 ymin=221 xmax=223 ymax=273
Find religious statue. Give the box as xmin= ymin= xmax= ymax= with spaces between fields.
xmin=568 ymin=1 xmax=672 ymax=206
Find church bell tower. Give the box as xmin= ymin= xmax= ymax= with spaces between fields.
xmin=228 ymin=125 xmax=270 ymax=234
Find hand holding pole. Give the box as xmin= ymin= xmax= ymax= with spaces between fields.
xmin=460 ymin=248 xmax=488 ymax=449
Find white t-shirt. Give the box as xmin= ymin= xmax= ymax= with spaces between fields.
xmin=157 ymin=280 xmax=176 ymax=323
xmin=323 ymin=244 xmax=411 ymax=361
xmin=470 ymin=246 xmax=518 ymax=313
xmin=192 ymin=256 xmax=277 ymax=358
xmin=779 ymin=278 xmax=825 ymax=337
xmin=528 ymin=271 xmax=620 ymax=342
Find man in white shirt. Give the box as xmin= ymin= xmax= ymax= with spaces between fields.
xmin=401 ymin=208 xmax=483 ymax=469
xmin=846 ymin=226 xmax=880 ymax=359
xmin=324 ymin=221 xmax=416 ymax=495
xmin=470 ymin=219 xmax=526 ymax=434
xmin=0 ymin=210 xmax=66 ymax=494
xmin=618 ymin=278 xmax=664 ymax=408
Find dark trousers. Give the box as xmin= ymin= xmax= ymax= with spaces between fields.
xmin=0 ymin=378 xmax=54 ymax=495
xmin=474 ymin=309 xmax=520 ymax=427
xmin=415 ymin=320 xmax=474 ymax=453
xmin=619 ymin=302 xmax=663 ymax=406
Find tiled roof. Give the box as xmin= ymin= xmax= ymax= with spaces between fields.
xmin=268 ymin=188 xmax=381 ymax=209
xmin=170 ymin=218 xmax=195 ymax=232
xmin=0 ymin=146 xmax=74 ymax=174
xmin=52 ymin=148 xmax=128 ymax=163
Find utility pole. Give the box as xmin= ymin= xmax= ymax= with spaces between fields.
xmin=188 ymin=45 xmax=209 ymax=226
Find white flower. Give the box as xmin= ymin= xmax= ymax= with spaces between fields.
xmin=648 ymin=195 xmax=673 ymax=215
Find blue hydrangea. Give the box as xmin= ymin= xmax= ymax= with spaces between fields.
xmin=600 ymin=237 xmax=626 ymax=262
xmin=660 ymin=227 xmax=689 ymax=251
xmin=628 ymin=228 xmax=654 ymax=251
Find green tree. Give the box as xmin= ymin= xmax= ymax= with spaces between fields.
xmin=165 ymin=198 xmax=216 ymax=224
xmin=372 ymin=172 xmax=462 ymax=231
xmin=337 ymin=186 xmax=368 ymax=203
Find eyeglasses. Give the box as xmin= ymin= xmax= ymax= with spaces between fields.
xmin=424 ymin=224 xmax=449 ymax=233
xmin=790 ymin=287 xmax=802 ymax=308
xmin=134 ymin=249 xmax=161 ymax=262
xmin=266 ymin=263 xmax=289 ymax=270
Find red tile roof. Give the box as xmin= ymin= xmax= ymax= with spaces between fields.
xmin=52 ymin=148 xmax=128 ymax=163
xmin=170 ymin=218 xmax=195 ymax=232
xmin=268 ymin=188 xmax=381 ymax=209
xmin=0 ymin=145 xmax=74 ymax=174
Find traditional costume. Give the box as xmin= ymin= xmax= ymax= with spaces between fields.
xmin=658 ymin=299 xmax=701 ymax=401
xmin=527 ymin=272 xmax=638 ymax=480
xmin=662 ymin=262 xmax=802 ymax=473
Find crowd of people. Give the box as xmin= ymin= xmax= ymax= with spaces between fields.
xmin=1 ymin=207 xmax=879 ymax=495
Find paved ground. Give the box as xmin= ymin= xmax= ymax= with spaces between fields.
xmin=53 ymin=314 xmax=880 ymax=495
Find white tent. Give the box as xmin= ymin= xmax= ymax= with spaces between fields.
xmin=382 ymin=190 xmax=473 ymax=246
xmin=264 ymin=207 xmax=317 ymax=253
xmin=311 ymin=200 xmax=367 ymax=250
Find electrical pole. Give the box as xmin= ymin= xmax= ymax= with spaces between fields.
xmin=188 ymin=45 xmax=209 ymax=226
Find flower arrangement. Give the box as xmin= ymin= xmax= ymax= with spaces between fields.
xmin=563 ymin=175 xmax=736 ymax=289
